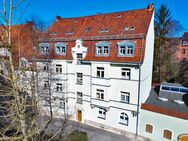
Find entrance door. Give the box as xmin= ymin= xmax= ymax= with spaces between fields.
xmin=179 ymin=135 xmax=188 ymax=141
xmin=77 ymin=110 xmax=82 ymax=122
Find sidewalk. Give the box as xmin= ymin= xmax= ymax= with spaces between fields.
xmin=72 ymin=122 xmax=151 ymax=141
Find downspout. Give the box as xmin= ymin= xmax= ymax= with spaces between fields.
xmin=135 ymin=36 xmax=144 ymax=136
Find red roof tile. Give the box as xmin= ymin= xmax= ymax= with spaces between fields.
xmin=141 ymin=103 xmax=188 ymax=120
xmin=39 ymin=4 xmax=154 ymax=63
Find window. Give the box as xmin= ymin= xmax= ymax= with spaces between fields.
xmin=56 ymin=83 xmax=63 ymax=92
xmin=77 ymin=53 xmax=83 ymax=60
xmin=127 ymin=45 xmax=134 ymax=55
xmin=120 ymin=92 xmax=130 ymax=103
xmin=96 ymin=89 xmax=104 ymax=100
xmin=55 ymin=42 xmax=66 ymax=55
xmin=182 ymin=48 xmax=186 ymax=54
xmin=95 ymin=41 xmax=110 ymax=56
xmin=98 ymin=108 xmax=106 ymax=119
xmin=163 ymin=130 xmax=172 ymax=140
xmin=97 ymin=67 xmax=104 ymax=78
xmin=43 ymin=64 xmax=49 ymax=71
xmin=119 ymin=46 xmax=126 ymax=55
xmin=76 ymin=73 xmax=83 ymax=84
xmin=182 ymin=40 xmax=188 ymax=46
xmin=121 ymin=68 xmax=131 ymax=79
xmin=44 ymin=81 xmax=49 ymax=89
xmin=119 ymin=112 xmax=128 ymax=125
xmin=39 ymin=43 xmax=50 ymax=54
xmin=77 ymin=92 xmax=83 ymax=104
xmin=145 ymin=124 xmax=153 ymax=134
xmin=56 ymin=64 xmax=62 ymax=73
xmin=117 ymin=41 xmax=134 ymax=56
xmin=100 ymin=28 xmax=109 ymax=33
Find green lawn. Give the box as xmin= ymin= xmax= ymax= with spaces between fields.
xmin=66 ymin=131 xmax=88 ymax=141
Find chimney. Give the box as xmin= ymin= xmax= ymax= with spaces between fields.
xmin=147 ymin=3 xmax=154 ymax=11
xmin=56 ymin=16 xmax=62 ymax=21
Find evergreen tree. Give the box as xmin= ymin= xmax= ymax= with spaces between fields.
xmin=153 ymin=4 xmax=182 ymax=83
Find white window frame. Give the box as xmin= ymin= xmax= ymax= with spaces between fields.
xmin=56 ymin=64 xmax=62 ymax=73
xmin=56 ymin=83 xmax=63 ymax=92
xmin=119 ymin=112 xmax=128 ymax=126
xmin=55 ymin=42 xmax=66 ymax=55
xmin=98 ymin=108 xmax=106 ymax=119
xmin=39 ymin=43 xmax=50 ymax=54
xmin=97 ymin=67 xmax=104 ymax=78
xmin=44 ymin=81 xmax=49 ymax=90
xmin=76 ymin=92 xmax=83 ymax=104
xmin=76 ymin=73 xmax=83 ymax=84
xmin=96 ymin=89 xmax=104 ymax=100
xmin=77 ymin=53 xmax=83 ymax=60
xmin=43 ymin=64 xmax=49 ymax=71
xmin=95 ymin=41 xmax=110 ymax=56
xmin=120 ymin=91 xmax=130 ymax=103
xmin=121 ymin=68 xmax=131 ymax=80
xmin=117 ymin=41 xmax=134 ymax=56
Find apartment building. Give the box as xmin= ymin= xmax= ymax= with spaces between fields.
xmin=37 ymin=4 xmax=154 ymax=135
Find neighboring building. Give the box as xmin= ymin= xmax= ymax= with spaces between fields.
xmin=140 ymin=83 xmax=188 ymax=141
xmin=175 ymin=32 xmax=188 ymax=62
xmin=37 ymin=4 xmax=154 ymax=136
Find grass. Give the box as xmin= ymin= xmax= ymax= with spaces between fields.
xmin=66 ymin=131 xmax=88 ymax=141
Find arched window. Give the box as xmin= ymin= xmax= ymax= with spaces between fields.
xmin=163 ymin=129 xmax=172 ymax=140
xmin=119 ymin=112 xmax=128 ymax=125
xmin=95 ymin=41 xmax=110 ymax=56
xmin=145 ymin=124 xmax=153 ymax=133
xmin=117 ymin=41 xmax=135 ymax=56
xmin=55 ymin=42 xmax=66 ymax=55
xmin=39 ymin=43 xmax=50 ymax=54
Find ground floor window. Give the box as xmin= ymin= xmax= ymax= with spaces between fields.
xmin=119 ymin=112 xmax=128 ymax=125
xmin=145 ymin=124 xmax=153 ymax=133
xmin=163 ymin=129 xmax=172 ymax=140
xmin=98 ymin=108 xmax=106 ymax=119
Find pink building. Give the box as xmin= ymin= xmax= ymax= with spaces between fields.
xmin=176 ymin=32 xmax=188 ymax=62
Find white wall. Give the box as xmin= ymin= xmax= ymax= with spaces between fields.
xmin=140 ymin=11 xmax=155 ymax=104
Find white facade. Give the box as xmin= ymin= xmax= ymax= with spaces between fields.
xmin=36 ymin=8 xmax=154 ymax=136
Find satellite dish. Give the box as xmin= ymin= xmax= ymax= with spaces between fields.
xmin=182 ymin=94 xmax=188 ymax=107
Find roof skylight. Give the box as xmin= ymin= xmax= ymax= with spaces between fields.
xmin=100 ymin=28 xmax=109 ymax=33
xmin=158 ymin=97 xmax=168 ymax=102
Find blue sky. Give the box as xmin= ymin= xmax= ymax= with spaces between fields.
xmin=1 ymin=0 xmax=188 ymax=31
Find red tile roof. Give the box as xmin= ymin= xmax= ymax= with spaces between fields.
xmin=141 ymin=103 xmax=188 ymax=120
xmin=39 ymin=4 xmax=154 ymax=63
xmin=47 ymin=6 xmax=154 ymax=40
xmin=0 ymin=22 xmax=36 ymax=68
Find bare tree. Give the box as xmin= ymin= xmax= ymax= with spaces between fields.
xmin=0 ymin=1 xmax=74 ymax=141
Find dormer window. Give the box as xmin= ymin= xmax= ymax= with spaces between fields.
xmin=39 ymin=43 xmax=50 ymax=54
xmin=50 ymin=32 xmax=57 ymax=36
xmin=85 ymin=27 xmax=91 ymax=33
xmin=124 ymin=27 xmax=129 ymax=31
xmin=100 ymin=28 xmax=109 ymax=33
xmin=95 ymin=41 xmax=110 ymax=56
xmin=55 ymin=42 xmax=66 ymax=55
xmin=130 ymin=27 xmax=135 ymax=31
xmin=117 ymin=41 xmax=135 ymax=56
xmin=66 ymin=32 xmax=73 ymax=35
